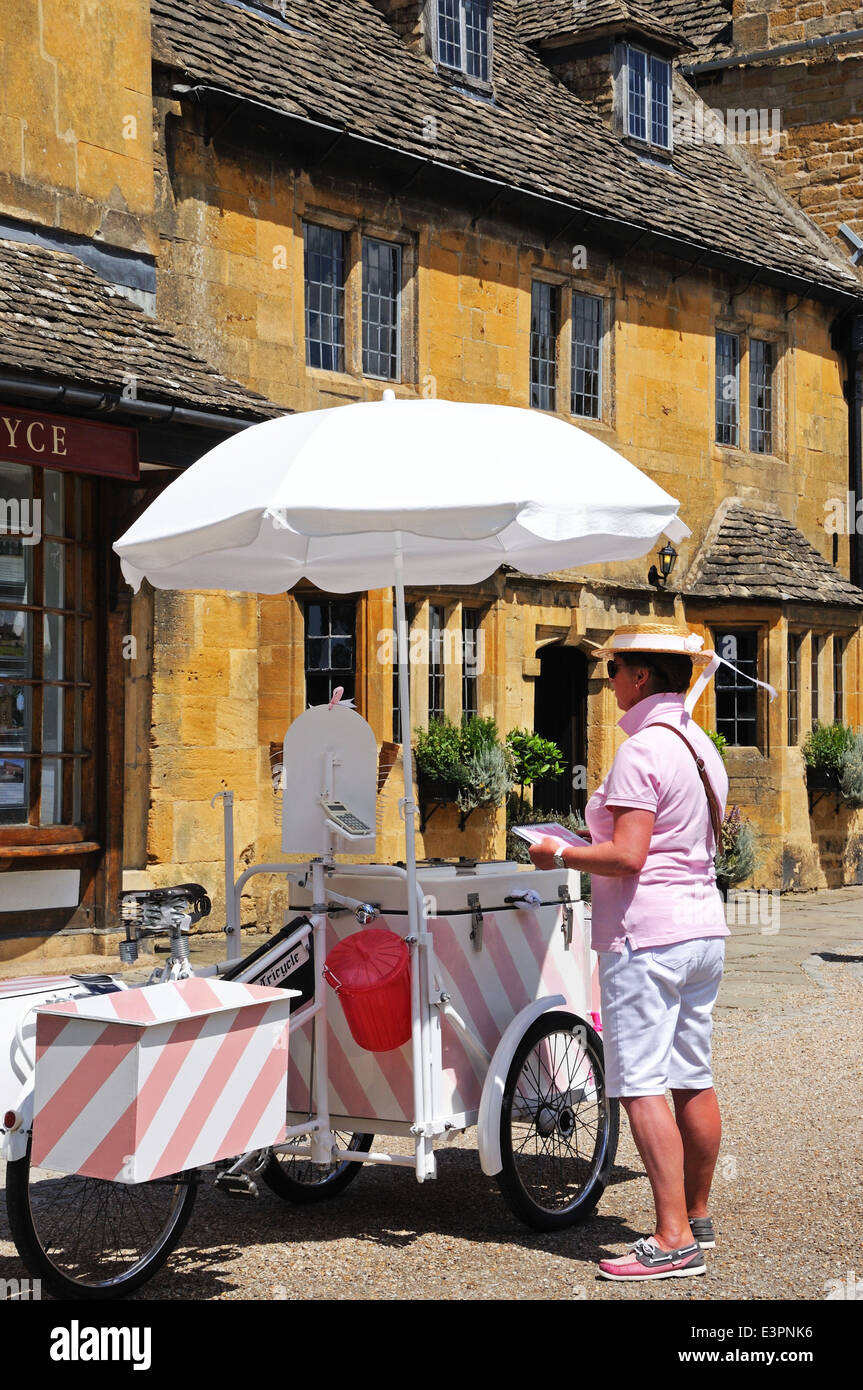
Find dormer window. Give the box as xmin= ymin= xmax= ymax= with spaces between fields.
xmin=625 ymin=45 xmax=671 ymax=150
xmin=435 ymin=0 xmax=491 ymax=83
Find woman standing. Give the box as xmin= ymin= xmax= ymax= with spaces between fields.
xmin=529 ymin=622 xmax=760 ymax=1282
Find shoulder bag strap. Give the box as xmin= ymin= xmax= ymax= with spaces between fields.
xmin=650 ymin=722 xmax=724 ymax=849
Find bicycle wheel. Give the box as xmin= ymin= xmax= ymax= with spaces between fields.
xmin=497 ymin=1010 xmax=619 ymax=1232
xmin=262 ymin=1130 xmax=373 ymax=1203
xmin=6 ymin=1145 xmax=197 ymax=1300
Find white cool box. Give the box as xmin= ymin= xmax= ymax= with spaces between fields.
xmin=31 ymin=977 xmax=294 ymax=1183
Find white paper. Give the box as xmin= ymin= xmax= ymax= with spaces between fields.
xmin=512 ymin=823 xmax=591 ymax=850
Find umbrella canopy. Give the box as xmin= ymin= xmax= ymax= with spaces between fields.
xmin=114 ymin=395 xmax=689 ymax=592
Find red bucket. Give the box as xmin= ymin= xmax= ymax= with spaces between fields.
xmin=323 ymin=928 xmax=411 ymax=1052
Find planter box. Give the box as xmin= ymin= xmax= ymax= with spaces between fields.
xmin=417 ymin=775 xmax=456 ymax=804
xmin=805 ymin=766 xmax=840 ymax=793
xmin=32 ymin=977 xmax=295 ymax=1183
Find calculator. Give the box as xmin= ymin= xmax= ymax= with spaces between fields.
xmin=320 ymin=799 xmax=374 ymax=838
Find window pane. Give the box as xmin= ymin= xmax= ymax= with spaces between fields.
xmin=429 ymin=605 xmax=445 ymax=722
xmin=530 ymin=281 xmax=558 ymax=411
xmin=834 ymin=636 xmax=844 ymax=724
xmin=43 ymin=470 xmax=63 ymax=537
xmin=714 ymin=631 xmax=758 ymax=746
xmin=40 ymin=757 xmax=62 ymax=826
xmin=362 ymin=238 xmax=401 ymax=381
xmin=650 ymin=57 xmax=671 ymax=148
xmin=787 ymin=632 xmax=800 ymax=745
xmin=462 ymin=607 xmax=480 ymax=718
xmin=464 ymin=0 xmax=490 ymax=80
xmin=627 ymin=48 xmax=647 ymax=141
xmin=750 ymin=339 xmax=773 ymax=454
xmin=43 ymin=540 xmax=65 ymax=610
xmin=304 ymin=599 xmax=356 ymax=706
xmin=437 ymin=0 xmax=461 ymax=69
xmin=304 ymin=223 xmax=345 ymax=372
xmin=572 ymin=293 xmax=603 ymax=419
xmin=811 ymin=634 xmax=822 ymax=727
xmin=392 ymin=600 xmax=415 ymax=744
xmin=716 ymin=332 xmax=740 ymax=446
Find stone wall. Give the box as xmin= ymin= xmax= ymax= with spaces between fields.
xmin=690 ymin=5 xmax=863 ymax=248
xmin=0 ymin=0 xmax=156 ymax=253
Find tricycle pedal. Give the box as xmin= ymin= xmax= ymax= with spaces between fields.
xmin=214 ymin=1171 xmax=259 ymax=1198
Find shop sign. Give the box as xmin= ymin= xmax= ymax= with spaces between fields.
xmin=0 ymin=405 xmax=139 ymax=480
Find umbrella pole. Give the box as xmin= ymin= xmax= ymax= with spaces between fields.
xmin=394 ymin=541 xmax=434 ymax=1182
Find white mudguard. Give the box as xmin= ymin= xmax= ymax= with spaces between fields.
xmin=477 ymin=994 xmax=566 ymax=1177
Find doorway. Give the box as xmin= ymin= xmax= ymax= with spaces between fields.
xmin=532 ymin=644 xmax=588 ymax=816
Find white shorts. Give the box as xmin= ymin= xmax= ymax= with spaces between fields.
xmin=598 ymin=937 xmax=725 ymax=1098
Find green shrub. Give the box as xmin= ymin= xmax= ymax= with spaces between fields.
xmin=505 ymin=728 xmax=565 ymax=801
xmin=802 ymin=721 xmax=855 ymax=771
xmin=414 ymin=716 xmax=462 ymax=784
xmin=457 ymin=743 xmax=512 ymax=815
xmin=838 ymin=731 xmax=863 ymax=807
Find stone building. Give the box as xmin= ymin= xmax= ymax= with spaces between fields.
xmin=2 ymin=0 xmax=863 ymax=960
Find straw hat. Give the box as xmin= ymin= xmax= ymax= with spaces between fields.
xmin=590 ymin=621 xmax=714 ymax=667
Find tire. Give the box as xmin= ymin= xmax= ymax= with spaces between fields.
xmin=262 ymin=1130 xmax=373 ymax=1203
xmin=6 ymin=1144 xmax=197 ymax=1300
xmin=497 ymin=1010 xmax=619 ymax=1232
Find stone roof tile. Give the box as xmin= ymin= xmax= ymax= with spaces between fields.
xmin=683 ymin=498 xmax=863 ymax=606
xmin=518 ymin=0 xmax=693 ymax=49
xmin=149 ymin=0 xmax=862 ymax=301
xmin=0 ymin=238 xmax=278 ymax=420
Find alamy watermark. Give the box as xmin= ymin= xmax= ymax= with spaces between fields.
xmin=674 ymin=106 xmax=782 ymax=157
xmin=376 ymin=625 xmax=485 ymax=676
xmin=824 ymin=491 xmax=863 ymax=535
xmin=0 ymin=497 xmax=41 ymax=545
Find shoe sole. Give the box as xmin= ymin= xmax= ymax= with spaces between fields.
xmin=597 ymin=1263 xmax=706 ymax=1282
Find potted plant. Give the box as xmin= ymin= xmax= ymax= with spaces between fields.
xmin=838 ymin=730 xmax=863 ymax=808
xmin=414 ymin=715 xmax=464 ymax=804
xmin=414 ymin=715 xmax=512 ymax=828
xmin=801 ymin=721 xmax=855 ymax=795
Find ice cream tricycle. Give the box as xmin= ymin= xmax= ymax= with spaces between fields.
xmin=1 ymin=394 xmax=692 ymax=1298
xmin=0 ymin=696 xmax=617 ymax=1298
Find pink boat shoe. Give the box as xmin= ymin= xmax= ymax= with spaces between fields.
xmin=597 ymin=1235 xmax=706 ymax=1281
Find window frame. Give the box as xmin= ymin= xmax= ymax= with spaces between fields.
xmin=362 ymin=236 xmax=403 ymax=383
xmin=833 ymin=634 xmax=845 ymax=724
xmin=787 ymin=630 xmax=802 ymax=746
xmin=571 ymin=291 xmax=604 ymax=421
xmin=530 ymin=276 xmax=613 ymax=425
xmin=431 ymin=0 xmax=493 ymax=88
xmin=530 ymin=279 xmax=560 ymax=413
xmin=301 ymin=212 xmax=417 ymax=386
xmin=0 ymin=462 xmax=98 ymax=841
xmin=622 ymin=44 xmax=672 ymax=152
xmin=303 ymin=597 xmax=357 ymax=710
xmin=714 ymin=326 xmax=783 ymax=457
xmin=303 ymin=221 xmax=347 ymax=374
xmin=711 ymin=628 xmax=761 ymax=749
xmin=461 ymin=606 xmax=482 ymax=719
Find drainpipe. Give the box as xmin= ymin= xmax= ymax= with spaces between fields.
xmin=683 ymin=28 xmax=863 ymax=76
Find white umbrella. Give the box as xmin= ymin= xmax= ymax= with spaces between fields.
xmin=114 ymin=392 xmax=689 ymax=992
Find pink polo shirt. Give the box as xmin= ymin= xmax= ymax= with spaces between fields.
xmin=584 ymin=693 xmax=730 ymax=953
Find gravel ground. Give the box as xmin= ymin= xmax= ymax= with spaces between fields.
xmin=1 ymin=905 xmax=861 ymax=1303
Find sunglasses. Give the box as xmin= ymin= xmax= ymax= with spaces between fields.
xmin=607 ymin=658 xmax=656 ymax=679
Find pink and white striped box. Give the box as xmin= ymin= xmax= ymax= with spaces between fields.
xmin=32 ymin=977 xmax=295 ymax=1183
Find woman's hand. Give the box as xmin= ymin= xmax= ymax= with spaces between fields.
xmin=528 ymin=837 xmax=560 ymax=870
